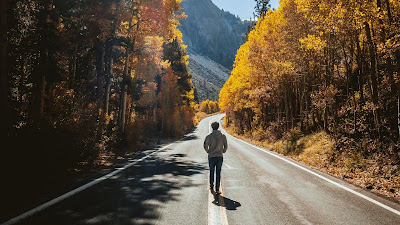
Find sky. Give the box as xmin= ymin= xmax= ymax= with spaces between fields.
xmin=211 ymin=0 xmax=280 ymax=20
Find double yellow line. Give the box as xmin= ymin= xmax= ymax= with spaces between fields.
xmin=208 ymin=183 xmax=229 ymax=225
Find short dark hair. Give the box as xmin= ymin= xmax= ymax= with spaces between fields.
xmin=211 ymin=122 xmax=219 ymax=130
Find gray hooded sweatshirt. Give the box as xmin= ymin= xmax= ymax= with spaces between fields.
xmin=204 ymin=130 xmax=228 ymax=158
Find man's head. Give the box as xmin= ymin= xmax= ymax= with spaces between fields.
xmin=211 ymin=121 xmax=219 ymax=130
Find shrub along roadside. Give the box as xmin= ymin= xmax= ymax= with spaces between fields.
xmin=193 ymin=100 xmax=220 ymax=125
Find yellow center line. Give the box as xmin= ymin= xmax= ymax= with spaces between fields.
xmin=219 ymin=184 xmax=229 ymax=225
xmin=208 ymin=176 xmax=229 ymax=225
xmin=208 ymin=185 xmax=216 ymax=225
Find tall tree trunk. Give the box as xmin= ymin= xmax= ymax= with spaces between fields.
xmin=69 ymin=42 xmax=77 ymax=89
xmin=300 ymin=76 xmax=304 ymax=128
xmin=383 ymin=0 xmax=399 ymax=138
xmin=96 ymin=41 xmax=105 ymax=113
xmin=294 ymin=76 xmax=299 ymax=127
xmin=32 ymin=0 xmax=53 ymax=121
xmin=323 ymin=104 xmax=328 ymax=132
xmin=377 ymin=0 xmax=385 ymax=37
xmin=121 ymin=84 xmax=127 ymax=132
xmin=364 ymin=21 xmax=380 ymax=133
xmin=356 ymin=39 xmax=364 ymax=102
xmin=343 ymin=46 xmax=351 ymax=96
xmin=377 ymin=0 xmax=395 ymax=97
xmin=104 ymin=16 xmax=119 ymax=117
xmin=37 ymin=63 xmax=46 ymax=119
xmin=397 ymin=56 xmax=400 ymax=138
xmin=353 ymin=93 xmax=357 ymax=134
xmin=323 ymin=49 xmax=329 ymax=132
xmin=381 ymin=0 xmax=400 ymax=137
xmin=385 ymin=0 xmax=393 ymax=24
xmin=396 ymin=51 xmax=400 ymax=138
xmin=305 ymin=84 xmax=310 ymax=132
xmin=120 ymin=48 xmax=130 ymax=132
xmin=105 ymin=57 xmax=113 ymax=115
xmin=289 ymin=84 xmax=294 ymax=129
xmin=84 ymin=54 xmax=94 ymax=97
xmin=284 ymin=86 xmax=290 ymax=131
xmin=0 ymin=0 xmax=8 ymax=135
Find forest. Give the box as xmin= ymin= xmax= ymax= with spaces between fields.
xmin=0 ymin=0 xmax=194 ymax=176
xmin=220 ymin=0 xmax=400 ymax=197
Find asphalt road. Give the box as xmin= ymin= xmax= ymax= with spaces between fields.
xmin=3 ymin=114 xmax=400 ymax=225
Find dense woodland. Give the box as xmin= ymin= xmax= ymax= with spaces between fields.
xmin=198 ymin=99 xmax=219 ymax=114
xmin=220 ymin=0 xmax=400 ymax=174
xmin=0 ymin=0 xmax=194 ymax=173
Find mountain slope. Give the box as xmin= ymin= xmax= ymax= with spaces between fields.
xmin=179 ymin=0 xmax=249 ymax=102
xmin=189 ymin=53 xmax=230 ymax=101
xmin=180 ymin=0 xmax=247 ymax=69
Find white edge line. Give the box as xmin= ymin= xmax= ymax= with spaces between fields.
xmin=230 ymin=135 xmax=400 ymax=217
xmin=223 ymin=162 xmax=232 ymax=169
xmin=1 ymin=137 xmax=187 ymax=225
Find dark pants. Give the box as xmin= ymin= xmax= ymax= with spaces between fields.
xmin=208 ymin=157 xmax=223 ymax=191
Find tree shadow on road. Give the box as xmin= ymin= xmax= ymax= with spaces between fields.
xmin=181 ymin=134 xmax=199 ymax=141
xmin=16 ymin=152 xmax=207 ymax=225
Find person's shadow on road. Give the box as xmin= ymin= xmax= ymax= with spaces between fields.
xmin=211 ymin=191 xmax=241 ymax=210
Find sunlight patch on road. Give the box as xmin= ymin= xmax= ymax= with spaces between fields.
xmin=229 ymin=133 xmax=400 ymax=217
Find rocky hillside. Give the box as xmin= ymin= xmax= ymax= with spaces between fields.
xmin=189 ymin=53 xmax=230 ymax=101
xmin=180 ymin=0 xmax=248 ymax=69
xmin=179 ymin=0 xmax=249 ymax=102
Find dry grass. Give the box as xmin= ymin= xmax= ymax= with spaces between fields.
xmin=194 ymin=111 xmax=208 ymax=125
xmin=194 ymin=111 xmax=221 ymax=126
xmin=271 ymin=131 xmax=335 ymax=169
xmin=297 ymin=132 xmax=335 ymax=168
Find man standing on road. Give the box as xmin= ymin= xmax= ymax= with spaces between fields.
xmin=204 ymin=121 xmax=228 ymax=195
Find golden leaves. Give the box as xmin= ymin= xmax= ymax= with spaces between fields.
xmin=299 ymin=34 xmax=327 ymax=52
